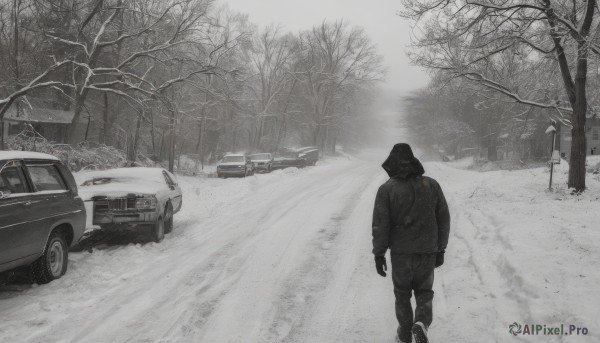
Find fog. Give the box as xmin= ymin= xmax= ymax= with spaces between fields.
xmin=222 ymin=0 xmax=430 ymax=95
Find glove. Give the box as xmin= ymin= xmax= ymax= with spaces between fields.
xmin=375 ymin=256 xmax=387 ymax=277
xmin=435 ymin=250 xmax=445 ymax=268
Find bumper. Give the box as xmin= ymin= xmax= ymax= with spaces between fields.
xmin=217 ymin=169 xmax=246 ymax=176
xmin=93 ymin=209 xmax=159 ymax=226
xmin=254 ymin=164 xmax=270 ymax=172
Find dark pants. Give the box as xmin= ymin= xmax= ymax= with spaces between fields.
xmin=391 ymin=253 xmax=435 ymax=341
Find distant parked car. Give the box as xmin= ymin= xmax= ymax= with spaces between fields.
xmin=272 ymin=149 xmax=307 ymax=170
xmin=217 ymin=154 xmax=254 ymax=178
xmin=0 ymin=151 xmax=86 ymax=284
xmin=297 ymin=147 xmax=319 ymax=166
xmin=78 ymin=168 xmax=182 ymax=243
xmin=248 ymin=153 xmax=274 ymax=173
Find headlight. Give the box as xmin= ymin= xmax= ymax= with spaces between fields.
xmin=238 ymin=165 xmax=244 ymax=168
xmin=136 ymin=197 xmax=157 ymax=209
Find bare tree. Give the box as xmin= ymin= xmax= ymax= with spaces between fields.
xmin=402 ymin=0 xmax=599 ymax=191
xmin=296 ymin=20 xmax=384 ymax=150
xmin=246 ymin=25 xmax=297 ymax=150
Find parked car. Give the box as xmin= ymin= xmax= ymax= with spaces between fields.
xmin=217 ymin=154 xmax=254 ymax=178
xmin=248 ymin=153 xmax=274 ymax=173
xmin=297 ymin=147 xmax=319 ymax=166
xmin=271 ymin=149 xmax=307 ymax=170
xmin=0 ymin=151 xmax=86 ymax=284
xmin=78 ymin=168 xmax=182 ymax=243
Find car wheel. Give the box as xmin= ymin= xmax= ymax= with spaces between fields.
xmin=29 ymin=229 xmax=69 ymax=284
xmin=164 ymin=202 xmax=174 ymax=234
xmin=152 ymin=216 xmax=165 ymax=243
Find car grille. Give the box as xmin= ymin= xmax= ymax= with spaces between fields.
xmin=95 ymin=198 xmax=136 ymax=211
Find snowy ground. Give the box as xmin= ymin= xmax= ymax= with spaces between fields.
xmin=1 ymin=150 xmax=599 ymax=342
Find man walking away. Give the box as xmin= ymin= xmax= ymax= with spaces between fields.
xmin=372 ymin=143 xmax=450 ymax=343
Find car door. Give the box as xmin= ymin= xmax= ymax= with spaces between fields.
xmin=0 ymin=160 xmax=37 ymax=269
xmin=162 ymin=170 xmax=182 ymax=212
xmin=21 ymin=160 xmax=74 ymax=255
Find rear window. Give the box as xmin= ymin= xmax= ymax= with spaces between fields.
xmin=0 ymin=161 xmax=28 ymax=195
xmin=27 ymin=164 xmax=68 ymax=191
xmin=250 ymin=154 xmax=271 ymax=160
xmin=222 ymin=156 xmax=245 ymax=163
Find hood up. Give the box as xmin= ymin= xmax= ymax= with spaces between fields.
xmin=381 ymin=143 xmax=425 ymax=179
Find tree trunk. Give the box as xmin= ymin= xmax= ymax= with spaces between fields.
xmin=312 ymin=124 xmax=320 ymax=146
xmin=68 ymin=85 xmax=91 ymax=144
xmin=232 ymin=129 xmax=237 ymax=152
xmin=168 ymin=109 xmax=176 ymax=172
xmin=566 ymin=38 xmax=590 ymax=192
xmin=568 ymin=102 xmax=587 ymax=191
xmin=150 ymin=110 xmax=156 ymax=157
xmin=129 ymin=112 xmax=142 ymax=164
xmin=101 ymin=93 xmax=110 ymax=145
xmin=331 ymin=129 xmax=337 ymax=154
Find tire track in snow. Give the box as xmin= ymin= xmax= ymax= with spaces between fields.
xmin=259 ymin=165 xmax=383 ymax=342
xmin=193 ymin=162 xmax=380 ymax=343
xmin=117 ymin=162 xmax=376 ymax=343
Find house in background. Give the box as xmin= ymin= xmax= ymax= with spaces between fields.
xmin=1 ymin=98 xmax=88 ymax=143
xmin=558 ymin=117 xmax=600 ymax=159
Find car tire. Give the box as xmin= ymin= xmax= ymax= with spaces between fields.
xmin=164 ymin=202 xmax=174 ymax=234
xmin=152 ymin=216 xmax=165 ymax=243
xmin=29 ymin=229 xmax=69 ymax=284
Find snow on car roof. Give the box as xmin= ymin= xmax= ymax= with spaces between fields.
xmin=0 ymin=150 xmax=59 ymax=161
xmin=224 ymin=153 xmax=245 ymax=157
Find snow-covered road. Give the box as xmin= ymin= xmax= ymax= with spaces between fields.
xmin=1 ymin=151 xmax=599 ymax=343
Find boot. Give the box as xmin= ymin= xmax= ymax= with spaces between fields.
xmin=412 ymin=321 xmax=428 ymax=343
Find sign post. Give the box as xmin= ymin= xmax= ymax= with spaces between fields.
xmin=545 ymin=120 xmax=558 ymax=191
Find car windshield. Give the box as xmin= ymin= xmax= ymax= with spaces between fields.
xmin=250 ymin=154 xmax=270 ymax=160
xmin=222 ymin=156 xmax=245 ymax=163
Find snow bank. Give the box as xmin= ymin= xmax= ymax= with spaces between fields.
xmin=427 ymin=159 xmax=600 ymax=342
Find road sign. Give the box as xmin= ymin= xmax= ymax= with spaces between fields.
xmin=551 ymin=150 xmax=561 ymax=164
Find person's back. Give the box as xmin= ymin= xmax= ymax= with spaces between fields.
xmin=372 ymin=143 xmax=450 ymax=343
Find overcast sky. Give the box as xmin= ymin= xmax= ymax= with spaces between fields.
xmin=221 ymin=0 xmax=429 ymax=95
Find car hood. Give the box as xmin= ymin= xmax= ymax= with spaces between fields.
xmin=79 ymin=182 xmax=162 ymax=201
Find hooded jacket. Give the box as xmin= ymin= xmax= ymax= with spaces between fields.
xmin=372 ymin=144 xmax=450 ymax=256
